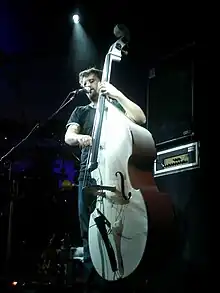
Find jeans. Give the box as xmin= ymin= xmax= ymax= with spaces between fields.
xmin=78 ymin=179 xmax=96 ymax=278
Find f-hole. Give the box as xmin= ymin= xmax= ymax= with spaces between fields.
xmin=115 ymin=171 xmax=131 ymax=200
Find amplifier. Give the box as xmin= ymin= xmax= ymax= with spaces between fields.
xmin=154 ymin=141 xmax=200 ymax=177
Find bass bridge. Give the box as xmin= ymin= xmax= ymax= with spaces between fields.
xmin=83 ymin=184 xmax=116 ymax=196
xmin=83 ymin=171 xmax=131 ymax=201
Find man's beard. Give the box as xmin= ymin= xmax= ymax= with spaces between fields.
xmin=88 ymin=90 xmax=98 ymax=102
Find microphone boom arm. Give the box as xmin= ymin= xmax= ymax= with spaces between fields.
xmin=0 ymin=90 xmax=81 ymax=162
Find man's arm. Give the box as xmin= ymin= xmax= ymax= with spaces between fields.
xmin=65 ymin=124 xmax=92 ymax=148
xmin=99 ymin=82 xmax=146 ymax=125
xmin=65 ymin=123 xmax=81 ymax=146
xmin=116 ymin=92 xmax=146 ymax=125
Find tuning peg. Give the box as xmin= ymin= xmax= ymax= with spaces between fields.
xmin=122 ymin=50 xmax=128 ymax=55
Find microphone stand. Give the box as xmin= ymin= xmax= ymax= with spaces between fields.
xmin=0 ymin=90 xmax=80 ymax=163
xmin=0 ymin=89 xmax=81 ymax=276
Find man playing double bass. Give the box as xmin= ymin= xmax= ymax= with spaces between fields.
xmin=64 ymin=67 xmax=146 ymax=285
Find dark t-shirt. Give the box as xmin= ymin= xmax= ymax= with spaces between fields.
xmin=66 ymin=101 xmax=125 ymax=181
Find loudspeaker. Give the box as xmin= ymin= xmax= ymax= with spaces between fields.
xmin=155 ymin=167 xmax=207 ymax=268
xmin=145 ymin=42 xmax=209 ymax=291
xmin=147 ymin=44 xmax=196 ymax=144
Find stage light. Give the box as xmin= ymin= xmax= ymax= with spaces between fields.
xmin=72 ymin=14 xmax=80 ymax=23
xmin=12 ymin=281 xmax=17 ymax=286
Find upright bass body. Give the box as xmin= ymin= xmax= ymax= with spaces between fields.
xmin=85 ymin=25 xmax=175 ymax=283
xmin=88 ymin=101 xmax=173 ymax=281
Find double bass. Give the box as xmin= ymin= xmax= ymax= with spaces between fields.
xmin=83 ymin=25 xmax=175 ymax=283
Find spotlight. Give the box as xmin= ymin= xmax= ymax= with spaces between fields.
xmin=72 ymin=14 xmax=80 ymax=24
xmin=12 ymin=281 xmax=17 ymax=286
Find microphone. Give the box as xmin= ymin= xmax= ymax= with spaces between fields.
xmin=71 ymin=88 xmax=89 ymax=94
xmin=65 ymin=87 xmax=90 ymax=104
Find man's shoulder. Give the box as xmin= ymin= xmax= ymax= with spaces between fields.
xmin=70 ymin=105 xmax=94 ymax=125
xmin=75 ymin=104 xmax=91 ymax=113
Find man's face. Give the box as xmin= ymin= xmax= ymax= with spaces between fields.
xmin=82 ymin=73 xmax=100 ymax=103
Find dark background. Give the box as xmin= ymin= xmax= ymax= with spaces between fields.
xmin=0 ymin=0 xmax=210 ymax=291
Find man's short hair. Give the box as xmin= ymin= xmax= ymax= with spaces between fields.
xmin=79 ymin=67 xmax=102 ymax=86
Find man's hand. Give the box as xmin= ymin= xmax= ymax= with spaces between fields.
xmin=98 ymin=81 xmax=121 ymax=100
xmin=77 ymin=135 xmax=92 ymax=148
